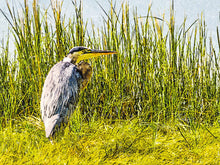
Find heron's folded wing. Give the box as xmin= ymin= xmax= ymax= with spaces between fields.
xmin=44 ymin=114 xmax=60 ymax=138
xmin=41 ymin=61 xmax=82 ymax=120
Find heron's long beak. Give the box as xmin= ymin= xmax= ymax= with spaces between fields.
xmin=76 ymin=49 xmax=117 ymax=63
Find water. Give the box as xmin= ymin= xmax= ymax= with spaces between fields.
xmin=0 ymin=0 xmax=219 ymax=52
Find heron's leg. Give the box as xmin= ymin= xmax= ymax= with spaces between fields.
xmin=49 ymin=138 xmax=54 ymax=144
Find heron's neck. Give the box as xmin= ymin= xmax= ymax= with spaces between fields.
xmin=63 ymin=53 xmax=78 ymax=63
xmin=63 ymin=57 xmax=72 ymax=63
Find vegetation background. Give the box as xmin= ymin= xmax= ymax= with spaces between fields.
xmin=0 ymin=0 xmax=219 ymax=164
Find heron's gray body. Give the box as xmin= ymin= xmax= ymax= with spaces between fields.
xmin=40 ymin=46 xmax=115 ymax=139
xmin=40 ymin=60 xmax=82 ymax=138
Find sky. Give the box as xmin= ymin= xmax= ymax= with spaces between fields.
xmin=0 ymin=0 xmax=219 ymax=51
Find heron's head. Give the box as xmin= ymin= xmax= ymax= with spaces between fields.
xmin=66 ymin=46 xmax=117 ymax=64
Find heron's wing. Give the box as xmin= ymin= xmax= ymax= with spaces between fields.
xmin=44 ymin=114 xmax=60 ymax=137
xmin=40 ymin=61 xmax=82 ymax=137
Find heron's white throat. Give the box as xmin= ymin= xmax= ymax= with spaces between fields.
xmin=63 ymin=57 xmax=72 ymax=63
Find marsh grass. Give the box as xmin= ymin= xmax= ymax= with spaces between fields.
xmin=0 ymin=0 xmax=220 ymax=164
xmin=1 ymin=0 xmax=219 ymax=123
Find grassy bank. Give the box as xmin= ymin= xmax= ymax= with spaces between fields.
xmin=0 ymin=117 xmax=219 ymax=164
xmin=0 ymin=0 xmax=219 ymax=164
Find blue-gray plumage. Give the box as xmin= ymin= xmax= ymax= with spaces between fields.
xmin=40 ymin=46 xmax=116 ymax=139
xmin=41 ymin=61 xmax=82 ymax=137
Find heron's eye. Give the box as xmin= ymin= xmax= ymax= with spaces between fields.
xmin=83 ymin=49 xmax=91 ymax=54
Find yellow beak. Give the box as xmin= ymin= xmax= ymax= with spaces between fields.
xmin=76 ymin=49 xmax=117 ymax=63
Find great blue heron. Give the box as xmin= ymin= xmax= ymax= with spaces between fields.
xmin=40 ymin=46 xmax=116 ymax=139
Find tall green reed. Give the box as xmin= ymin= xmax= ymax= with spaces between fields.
xmin=81 ymin=1 xmax=220 ymax=124
xmin=0 ymin=0 xmax=219 ymax=126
